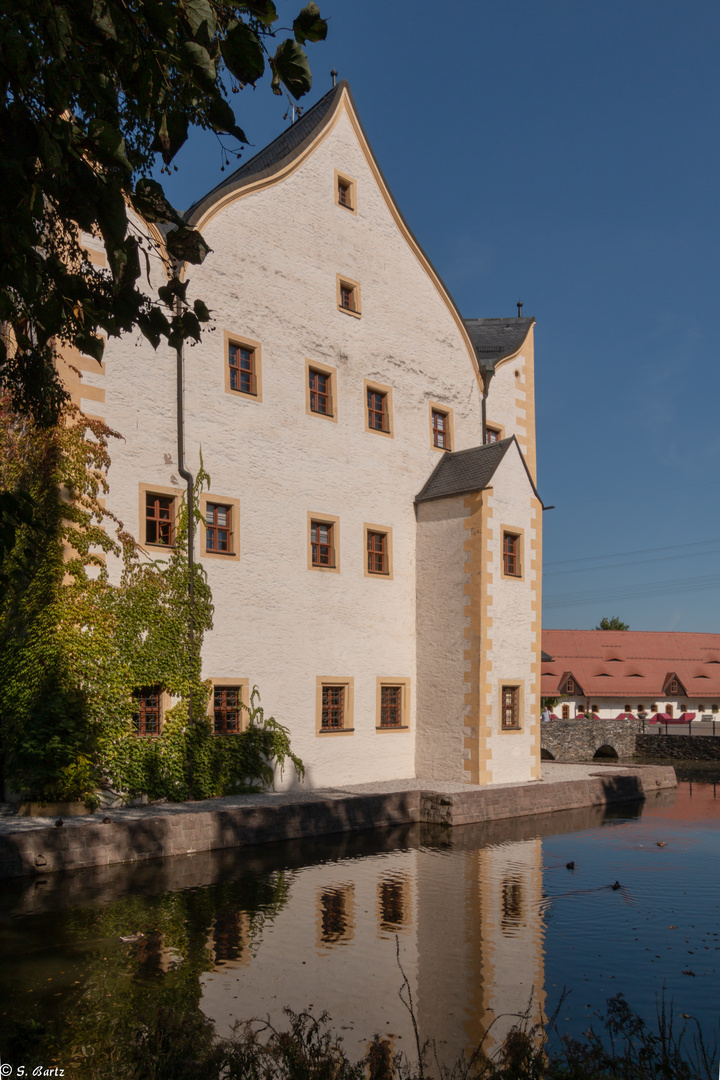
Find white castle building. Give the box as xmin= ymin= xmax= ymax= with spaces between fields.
xmin=69 ymin=80 xmax=543 ymax=789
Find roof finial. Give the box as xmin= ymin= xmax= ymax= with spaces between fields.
xmin=331 ymin=68 xmax=338 ymax=88
xmin=517 ymin=300 xmax=523 ymax=317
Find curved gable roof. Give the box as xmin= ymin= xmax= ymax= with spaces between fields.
xmin=185 ymin=80 xmax=480 ymax=374
xmin=464 ymin=317 xmax=535 ymax=374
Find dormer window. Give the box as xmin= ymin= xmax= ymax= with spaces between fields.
xmin=566 ymin=677 xmax=575 ymax=694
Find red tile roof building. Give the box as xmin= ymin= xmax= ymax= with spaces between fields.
xmin=541 ymin=630 xmax=720 ymax=721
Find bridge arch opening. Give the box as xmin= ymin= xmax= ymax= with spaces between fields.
xmin=593 ymin=744 xmax=619 ymax=760
xmin=540 ymin=748 xmax=555 ymax=761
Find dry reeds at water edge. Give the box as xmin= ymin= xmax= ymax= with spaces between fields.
xmin=111 ymin=944 xmax=717 ymax=1080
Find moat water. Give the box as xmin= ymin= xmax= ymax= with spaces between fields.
xmin=1 ymin=780 xmax=719 ymax=1074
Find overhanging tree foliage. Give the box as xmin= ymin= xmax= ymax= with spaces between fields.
xmin=595 ymin=616 xmax=630 ymax=631
xmin=0 ymin=0 xmax=327 ymax=425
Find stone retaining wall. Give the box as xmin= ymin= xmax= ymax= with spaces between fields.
xmin=636 ymin=734 xmax=720 ymax=760
xmin=0 ymin=767 xmax=676 ymax=880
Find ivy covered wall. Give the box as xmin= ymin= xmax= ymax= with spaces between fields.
xmin=0 ymin=398 xmax=302 ymax=806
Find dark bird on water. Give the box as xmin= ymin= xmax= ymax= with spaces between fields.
xmin=566 ymin=861 xmax=575 ymax=870
xmin=612 ymin=881 xmax=621 ymax=890
xmin=657 ymin=841 xmax=666 ymax=847
xmin=102 ymin=817 xmax=112 ymax=824
xmin=55 ymin=818 xmax=64 ymax=828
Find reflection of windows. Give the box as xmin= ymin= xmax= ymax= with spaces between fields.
xmin=133 ymin=686 xmax=162 ymax=736
xmin=213 ymin=911 xmax=243 ymax=962
xmin=318 ymin=885 xmax=354 ymax=945
xmin=379 ymin=878 xmax=408 ymax=931
xmin=501 ymin=876 xmax=524 ymax=936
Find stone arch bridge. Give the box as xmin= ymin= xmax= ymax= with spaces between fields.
xmin=541 ymin=716 xmax=641 ymax=762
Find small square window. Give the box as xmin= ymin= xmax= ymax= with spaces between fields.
xmin=145 ymin=493 xmax=176 ymax=547
xmin=337 ymin=275 xmax=361 ymax=317
xmin=133 ymin=685 xmax=162 ymax=736
xmin=501 ymin=685 xmax=520 ymax=730
xmin=485 ymin=425 xmax=502 ymax=445
xmin=213 ymin=685 xmax=242 ymax=734
xmin=224 ymin=334 xmax=262 ymax=400
xmin=502 ymin=531 xmax=521 ymax=577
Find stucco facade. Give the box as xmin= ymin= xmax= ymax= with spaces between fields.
xmin=70 ymin=81 xmax=542 ymax=789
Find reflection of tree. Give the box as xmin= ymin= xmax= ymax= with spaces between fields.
xmin=0 ymin=870 xmax=291 ymax=1077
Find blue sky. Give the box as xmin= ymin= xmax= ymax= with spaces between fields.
xmin=159 ymin=0 xmax=720 ymax=632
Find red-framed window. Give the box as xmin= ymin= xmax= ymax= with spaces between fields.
xmin=380 ymin=686 xmax=402 ymax=728
xmin=367 ymin=531 xmax=387 ymax=574
xmin=322 ymin=685 xmax=344 ymax=730
xmin=501 ymin=685 xmax=520 ymax=730
xmin=146 ymin=494 xmax=174 ymax=546
xmin=311 ymin=521 xmax=334 ymax=567
xmin=309 ymin=369 xmax=331 ymax=415
xmin=503 ymin=532 xmax=520 ymax=576
xmin=338 ymin=180 xmax=351 ymax=208
xmin=566 ymin=677 xmax=575 ymax=694
xmin=205 ymin=503 xmax=231 ymax=553
xmin=228 ymin=343 xmax=256 ymax=395
xmin=668 ymin=679 xmax=679 ymax=695
xmin=485 ymin=427 xmax=500 ymax=445
xmin=432 ymin=409 xmax=450 ymax=449
xmin=133 ymin=686 xmax=162 ymax=736
xmin=213 ymin=687 xmax=241 ymax=734
xmin=367 ymin=389 xmax=388 ymax=432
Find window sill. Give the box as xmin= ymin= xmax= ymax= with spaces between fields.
xmin=338 ymin=305 xmax=361 ymax=319
xmin=500 ymin=726 xmax=524 ymax=734
xmin=376 ymin=725 xmax=410 ymax=732
xmin=203 ymin=550 xmax=238 ymax=558
xmin=318 ymin=727 xmax=355 ymax=736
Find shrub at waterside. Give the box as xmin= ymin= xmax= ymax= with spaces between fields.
xmin=0 ymin=399 xmax=303 ymax=805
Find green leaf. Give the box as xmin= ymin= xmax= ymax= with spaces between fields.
xmin=165 ymin=225 xmax=211 ymax=265
xmin=87 ymin=118 xmax=131 ymax=173
xmin=90 ymin=0 xmax=117 ymax=40
xmin=293 ymin=3 xmax=327 ymax=44
xmin=182 ymin=41 xmax=217 ymax=84
xmin=75 ymin=331 xmax=105 ymax=363
xmin=131 ymin=178 xmax=183 ymax=225
xmin=244 ymin=0 xmax=277 ymax=27
xmin=272 ymin=39 xmax=312 ymax=99
xmin=221 ymin=19 xmax=265 ymax=86
xmin=207 ymin=95 xmax=247 ymax=142
xmin=182 ymin=0 xmax=217 ymax=46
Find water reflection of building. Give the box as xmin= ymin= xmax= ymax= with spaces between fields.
xmin=199 ymin=829 xmax=546 ymax=1067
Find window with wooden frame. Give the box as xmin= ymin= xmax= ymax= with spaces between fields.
xmin=376 ymin=677 xmax=410 ymax=731
xmin=133 ymin=685 xmax=162 ymax=736
xmin=566 ymin=677 xmax=575 ymax=694
xmin=205 ymin=502 xmax=232 ymax=554
xmin=561 ymin=704 xmax=570 ymax=719
xmin=224 ymin=333 xmax=262 ymax=400
xmin=432 ymin=409 xmax=450 ymax=449
xmin=666 ymin=704 xmax=674 ymax=717
xmin=367 ymin=388 xmax=388 ymax=431
xmin=668 ymin=678 xmax=679 ymax=695
xmin=485 ymin=425 xmax=502 ymax=445
xmin=312 ymin=521 xmax=334 ymax=567
xmin=501 ymin=685 xmax=520 ymax=730
xmin=229 ymin=342 xmax=256 ymax=395
xmin=502 ymin=531 xmax=521 ymax=577
xmin=309 ymin=368 xmax=331 ymax=415
xmin=213 ymin=685 xmax=242 ymax=734
xmin=336 ymin=275 xmax=361 ymax=317
xmin=316 ymin=676 xmax=354 ymax=735
xmin=334 ymin=170 xmax=357 ymax=213
xmin=145 ymin=493 xmax=175 ymax=547
xmin=367 ymin=530 xmax=387 ymax=574
xmin=199 ymin=494 xmax=240 ymax=559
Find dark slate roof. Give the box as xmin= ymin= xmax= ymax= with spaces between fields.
xmin=185 ymin=81 xmax=345 ymax=222
xmin=541 ymin=650 xmax=554 ymax=662
xmin=415 ymin=438 xmax=513 ymax=503
xmin=463 ymin=317 xmax=535 ymax=374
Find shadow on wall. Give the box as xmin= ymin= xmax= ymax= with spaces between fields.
xmin=593 ymin=744 xmax=619 ymax=760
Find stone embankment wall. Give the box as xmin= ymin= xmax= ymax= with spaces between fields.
xmin=0 ymin=766 xmax=676 ymax=880
xmin=636 ymin=734 xmax=720 ymax=760
xmin=541 ymin=717 xmax=641 ymax=762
